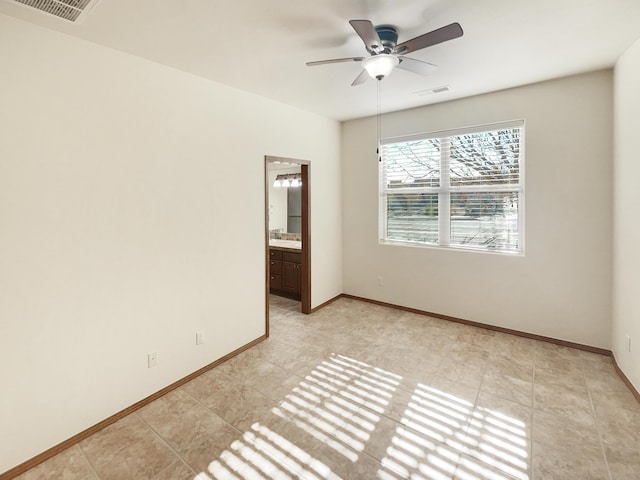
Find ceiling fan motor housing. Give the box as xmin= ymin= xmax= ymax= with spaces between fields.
xmin=374 ymin=25 xmax=398 ymax=53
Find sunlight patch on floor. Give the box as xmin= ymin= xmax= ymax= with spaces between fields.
xmin=197 ymin=353 xmax=530 ymax=480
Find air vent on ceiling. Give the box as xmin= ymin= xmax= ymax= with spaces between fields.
xmin=413 ymin=86 xmax=451 ymax=97
xmin=9 ymin=0 xmax=100 ymax=22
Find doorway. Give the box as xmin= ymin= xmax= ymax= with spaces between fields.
xmin=265 ymin=156 xmax=311 ymax=335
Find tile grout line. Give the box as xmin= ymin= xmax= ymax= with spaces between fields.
xmin=155 ymin=458 xmax=198 ymax=480
xmin=453 ymin=365 xmax=485 ymax=479
xmin=455 ymin=338 xmax=490 ymax=475
xmin=131 ymin=410 xmax=199 ymax=479
xmin=530 ymin=343 xmax=539 ymax=480
xmin=580 ymin=354 xmax=614 ymax=480
xmin=73 ymin=444 xmax=102 ymax=480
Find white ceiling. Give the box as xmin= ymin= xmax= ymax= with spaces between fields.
xmin=2 ymin=0 xmax=640 ymax=121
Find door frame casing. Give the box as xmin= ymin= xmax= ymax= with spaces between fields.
xmin=265 ymin=156 xmax=311 ymax=335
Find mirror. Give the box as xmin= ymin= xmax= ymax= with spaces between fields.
xmin=268 ymin=164 xmax=302 ymax=240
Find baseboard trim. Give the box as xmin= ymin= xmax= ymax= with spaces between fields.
xmin=611 ymin=354 xmax=640 ymax=405
xmin=341 ymin=294 xmax=612 ymax=356
xmin=1 ymin=335 xmax=267 ymax=480
xmin=309 ymin=293 xmax=343 ymax=313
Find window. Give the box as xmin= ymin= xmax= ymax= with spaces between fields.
xmin=380 ymin=120 xmax=524 ymax=254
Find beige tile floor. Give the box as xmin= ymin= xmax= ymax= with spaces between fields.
xmin=15 ymin=296 xmax=640 ymax=480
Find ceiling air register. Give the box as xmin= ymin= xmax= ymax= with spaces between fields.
xmin=7 ymin=0 xmax=101 ymax=22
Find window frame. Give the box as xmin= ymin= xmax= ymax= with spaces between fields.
xmin=379 ymin=120 xmax=525 ymax=255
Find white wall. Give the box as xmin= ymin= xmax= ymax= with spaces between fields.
xmin=0 ymin=14 xmax=342 ymax=473
xmin=342 ymin=71 xmax=613 ymax=349
xmin=612 ymin=39 xmax=640 ymax=392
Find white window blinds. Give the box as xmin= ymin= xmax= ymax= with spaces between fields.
xmin=380 ymin=120 xmax=524 ymax=254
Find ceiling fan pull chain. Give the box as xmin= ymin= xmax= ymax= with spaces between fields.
xmin=377 ymin=80 xmax=382 ymax=162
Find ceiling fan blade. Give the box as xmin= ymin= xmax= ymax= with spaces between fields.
xmin=351 ymin=70 xmax=370 ymax=86
xmin=306 ymin=57 xmax=365 ymax=66
xmin=349 ymin=19 xmax=382 ymax=53
xmin=397 ymin=56 xmax=438 ymax=76
xmin=396 ymin=22 xmax=463 ymax=55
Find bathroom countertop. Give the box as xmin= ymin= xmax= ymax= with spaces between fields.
xmin=269 ymin=239 xmax=302 ymax=251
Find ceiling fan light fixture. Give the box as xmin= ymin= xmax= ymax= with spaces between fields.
xmin=362 ymin=54 xmax=399 ymax=80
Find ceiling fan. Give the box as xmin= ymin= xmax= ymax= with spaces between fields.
xmin=306 ymin=20 xmax=463 ymax=86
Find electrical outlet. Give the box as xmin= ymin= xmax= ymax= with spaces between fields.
xmin=147 ymin=352 xmax=158 ymax=368
xmin=377 ymin=275 xmax=383 ymax=286
xmin=196 ymin=331 xmax=204 ymax=346
xmin=626 ymin=334 xmax=632 ymax=352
